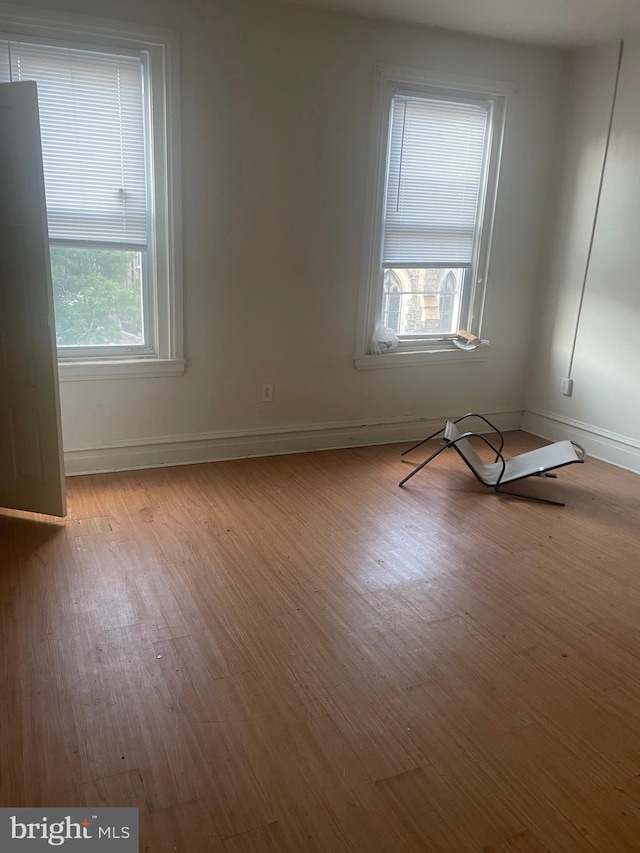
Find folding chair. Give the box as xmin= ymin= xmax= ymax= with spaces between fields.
xmin=399 ymin=413 xmax=586 ymax=506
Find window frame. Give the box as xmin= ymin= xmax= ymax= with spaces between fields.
xmin=0 ymin=3 xmax=183 ymax=379
xmin=355 ymin=64 xmax=510 ymax=369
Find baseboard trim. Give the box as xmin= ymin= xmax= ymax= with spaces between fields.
xmin=522 ymin=409 xmax=640 ymax=474
xmin=64 ymin=409 xmax=523 ymax=476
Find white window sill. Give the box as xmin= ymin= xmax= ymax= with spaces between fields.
xmin=354 ymin=348 xmax=489 ymax=370
xmin=57 ymin=357 xmax=186 ymax=381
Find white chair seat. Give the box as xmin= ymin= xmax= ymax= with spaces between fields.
xmin=444 ymin=420 xmax=582 ymax=485
xmin=400 ymin=414 xmax=586 ymax=506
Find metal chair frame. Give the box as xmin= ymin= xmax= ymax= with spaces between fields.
xmin=399 ymin=413 xmax=586 ymax=506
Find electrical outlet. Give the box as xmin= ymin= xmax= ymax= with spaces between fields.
xmin=261 ymin=383 xmax=274 ymax=402
xmin=560 ymin=377 xmax=573 ymax=396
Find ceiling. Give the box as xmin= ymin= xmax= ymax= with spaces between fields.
xmin=277 ymin=0 xmax=639 ymax=46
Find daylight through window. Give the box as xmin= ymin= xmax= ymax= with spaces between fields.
xmin=358 ymin=66 xmax=507 ymax=361
xmin=0 ymin=17 xmax=181 ymax=374
xmin=0 ymin=41 xmax=150 ymax=350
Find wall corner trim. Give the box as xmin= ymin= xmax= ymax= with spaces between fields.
xmin=522 ymin=408 xmax=640 ymax=475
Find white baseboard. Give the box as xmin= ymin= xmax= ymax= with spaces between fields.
xmin=523 ymin=409 xmax=640 ymax=475
xmin=64 ymin=409 xmax=523 ymax=476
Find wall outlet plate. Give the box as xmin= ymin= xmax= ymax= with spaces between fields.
xmin=560 ymin=377 xmax=573 ymax=396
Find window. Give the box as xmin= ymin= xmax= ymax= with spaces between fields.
xmin=0 ymin=9 xmax=182 ymax=378
xmin=356 ymin=65 xmax=508 ymax=367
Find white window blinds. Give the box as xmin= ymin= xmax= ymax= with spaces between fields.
xmin=0 ymin=39 xmax=147 ymax=247
xmin=383 ymin=93 xmax=489 ymax=268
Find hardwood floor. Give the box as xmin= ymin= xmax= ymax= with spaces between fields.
xmin=2 ymin=431 xmax=640 ymax=851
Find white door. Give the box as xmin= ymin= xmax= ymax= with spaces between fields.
xmin=0 ymin=81 xmax=66 ymax=517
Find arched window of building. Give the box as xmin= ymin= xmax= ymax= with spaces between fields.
xmin=382 ymin=270 xmax=403 ymax=333
xmin=439 ymin=271 xmax=459 ymax=333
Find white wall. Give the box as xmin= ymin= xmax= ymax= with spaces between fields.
xmin=20 ymin=0 xmax=564 ymax=472
xmin=524 ymin=40 xmax=640 ymax=473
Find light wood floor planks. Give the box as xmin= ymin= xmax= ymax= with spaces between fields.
xmin=2 ymin=432 xmax=640 ymax=851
